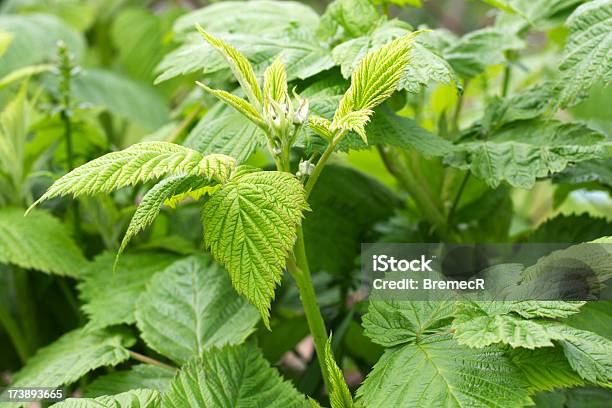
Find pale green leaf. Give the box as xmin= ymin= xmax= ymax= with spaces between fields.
xmin=363 ymin=300 xmax=453 ymax=347
xmin=0 ymin=64 xmax=53 ymax=90
xmin=559 ymin=0 xmax=612 ymax=107
xmin=325 ymin=336 xmax=353 ymax=408
xmin=118 ymin=176 xmax=212 ymax=259
xmin=7 ymin=328 xmax=132 ymax=407
xmin=162 ymin=344 xmax=309 ymax=407
xmin=202 ymin=169 xmax=308 ymax=327
xmin=29 ymin=142 xmax=236 ymax=208
xmin=51 ymin=389 xmax=160 ymax=408
xmin=331 ymin=109 xmax=372 ymax=143
xmin=196 ymin=82 xmax=265 ymax=128
xmin=264 ymin=57 xmax=288 ymax=105
xmin=78 ymin=252 xmax=179 ymax=330
xmin=0 ymin=207 xmax=86 ymax=277
xmin=356 ymin=334 xmax=532 ymax=407
xmin=135 ymin=255 xmax=260 ymax=364
xmin=308 ymin=116 xmax=333 ymax=140
xmin=85 ymin=365 xmax=174 ymax=398
xmin=196 ymin=25 xmax=263 ymax=109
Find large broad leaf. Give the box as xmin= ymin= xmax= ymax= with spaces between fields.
xmin=202 ymin=169 xmax=308 ymax=328
xmin=184 ymin=108 xmax=264 ymax=163
xmin=172 ymin=0 xmax=320 ymax=39
xmin=559 ymin=0 xmax=612 ymax=107
xmin=362 ymin=301 xmax=454 ymax=347
xmin=0 ymin=208 xmax=86 ymax=277
xmin=356 ymin=334 xmax=532 ymax=407
xmin=443 ymin=27 xmax=524 ymax=78
xmin=78 ymin=252 xmax=179 ymax=329
xmin=0 ymin=14 xmax=85 ymax=77
xmin=509 ymin=347 xmax=584 ymax=392
xmin=303 ymin=165 xmax=401 ymax=276
xmin=565 ymin=301 xmax=612 ymax=340
xmin=135 ymin=255 xmax=260 ymax=364
xmin=85 ymin=365 xmax=175 ymax=397
xmin=527 ymin=213 xmax=612 ymax=243
xmin=71 ymin=69 xmax=169 ymax=130
xmin=51 ymin=389 xmax=160 ymax=408
xmin=162 ymin=344 xmax=308 ymax=408
xmin=7 ymin=328 xmax=133 ymax=407
xmin=487 ymin=0 xmax=583 ymax=29
xmin=446 ymin=120 xmax=611 ymax=188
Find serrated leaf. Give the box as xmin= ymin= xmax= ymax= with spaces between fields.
xmin=308 ymin=116 xmax=333 ymax=140
xmin=264 ymin=57 xmax=288 ymax=106
xmin=363 ymin=301 xmax=453 ymax=347
xmin=78 ymin=252 xmax=179 ymax=330
xmin=85 ymin=365 xmax=175 ymax=397
xmin=559 ymin=0 xmax=612 ymax=107
xmin=51 ymin=389 xmax=160 ymax=408
xmin=565 ymin=301 xmax=612 ymax=339
xmin=162 ymin=344 xmax=308 ymax=408
xmin=196 ymin=82 xmax=265 ymax=128
xmin=196 ymin=25 xmax=263 ymax=109
xmin=118 ymin=176 xmax=213 ymax=259
xmin=7 ymin=328 xmax=132 ymax=407
xmin=356 ymin=334 xmax=532 ymax=407
xmin=135 ymin=255 xmax=259 ymax=364
xmin=528 ymin=213 xmax=612 ymax=243
xmin=29 ymin=142 xmax=236 ymax=208
xmin=325 ymin=336 xmax=353 ymax=408
xmin=202 ymin=170 xmax=308 ymax=327
xmin=509 ymin=347 xmax=584 ymax=392
xmin=0 ymin=208 xmax=86 ymax=277
xmin=333 ymin=32 xmax=420 ymax=129
xmin=331 ymin=109 xmax=372 ymax=143
xmin=446 ymin=120 xmax=611 ymax=188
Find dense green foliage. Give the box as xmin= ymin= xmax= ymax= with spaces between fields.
xmin=0 ymin=0 xmax=611 ymax=407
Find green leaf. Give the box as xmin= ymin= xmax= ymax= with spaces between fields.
xmin=527 ymin=213 xmax=612 ymax=243
xmin=8 ymin=328 xmax=132 ymax=404
xmin=331 ymin=108 xmax=372 ymax=143
xmin=118 ymin=176 xmax=213 ymax=260
xmin=443 ymin=27 xmax=524 ymax=78
xmin=202 ymin=169 xmax=309 ymax=328
xmin=333 ymin=31 xmax=420 ymax=129
xmin=363 ymin=301 xmax=453 ymax=347
xmin=85 ymin=365 xmax=175 ymax=397
xmin=196 ymin=82 xmax=265 ymax=128
xmin=356 ymin=334 xmax=532 ymax=407
xmin=135 ymin=255 xmax=260 ymax=364
xmin=400 ymin=42 xmax=457 ymax=93
xmin=565 ymin=301 xmax=612 ymax=340
xmin=325 ymin=336 xmax=353 ymax=408
xmin=0 ymin=207 xmax=86 ymax=277
xmin=509 ymin=347 xmax=584 ymax=392
xmin=263 ymin=57 xmax=288 ymax=105
xmin=71 ymin=69 xmax=170 ymax=130
xmin=78 ymin=252 xmax=179 ymax=330
xmin=162 ymin=344 xmax=308 ymax=408
xmin=320 ymin=0 xmax=381 ymax=38
xmin=559 ymin=0 xmax=612 ymax=107
xmin=29 ymin=142 xmax=236 ymax=208
xmin=196 ymin=25 xmax=263 ymax=109
xmin=446 ymin=120 xmax=611 ymax=188
xmin=184 ymin=108 xmax=264 ymax=164
xmin=51 ymin=389 xmax=160 ymax=408
xmin=0 ymin=14 xmax=85 ymax=77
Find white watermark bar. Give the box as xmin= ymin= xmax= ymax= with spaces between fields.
xmin=361 ymin=243 xmax=612 ymax=301
xmin=0 ymin=387 xmax=65 ymax=403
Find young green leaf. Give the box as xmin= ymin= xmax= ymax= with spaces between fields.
xmin=308 ymin=116 xmax=333 ymax=140
xmin=117 ymin=176 xmax=212 ymax=262
xmin=325 ymin=335 xmax=353 ymax=408
xmin=195 ymin=24 xmax=263 ymax=109
xmin=84 ymin=365 xmax=174 ymax=397
xmin=263 ymin=57 xmax=288 ymax=106
xmin=202 ymin=169 xmax=309 ymax=328
xmin=134 ymin=255 xmax=260 ymax=364
xmin=558 ymin=0 xmax=612 ymax=107
xmin=332 ymin=31 xmax=421 ymax=141
xmin=162 ymin=344 xmax=309 ymax=407
xmin=196 ymin=81 xmax=266 ymax=128
xmin=27 ymin=142 xmax=236 ymax=211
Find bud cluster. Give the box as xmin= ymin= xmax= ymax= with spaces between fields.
xmin=263 ymin=89 xmax=309 ymax=163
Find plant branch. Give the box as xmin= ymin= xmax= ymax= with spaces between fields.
xmin=0 ymin=305 xmax=30 ymax=363
xmin=447 ymin=171 xmax=470 ymax=225
xmin=128 ymin=350 xmax=177 ymax=372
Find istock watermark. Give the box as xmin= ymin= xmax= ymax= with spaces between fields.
xmin=361 ymin=243 xmax=612 ymax=301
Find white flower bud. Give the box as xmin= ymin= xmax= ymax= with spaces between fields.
xmin=293 ymin=98 xmax=309 ymax=125
xmin=272 ymin=147 xmax=282 ymax=156
xmin=299 ymin=160 xmax=315 ymax=176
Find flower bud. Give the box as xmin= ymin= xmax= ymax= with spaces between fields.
xmin=299 ymin=160 xmax=315 ymax=176
xmin=293 ymin=98 xmax=309 ymax=125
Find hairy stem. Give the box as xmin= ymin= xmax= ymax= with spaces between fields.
xmin=0 ymin=305 xmax=30 ymax=363
xmin=286 ymin=229 xmax=331 ymax=392
xmin=128 ymin=350 xmax=177 ymax=372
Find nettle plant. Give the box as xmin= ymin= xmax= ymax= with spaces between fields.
xmin=4 ymin=0 xmax=612 ymax=407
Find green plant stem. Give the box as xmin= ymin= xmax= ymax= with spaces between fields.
xmin=13 ymin=267 xmax=38 ymax=351
xmin=61 ymin=101 xmax=81 ymax=239
xmin=128 ymin=350 xmax=177 ymax=372
xmin=0 ymin=305 xmax=29 ymax=363
xmin=286 ymin=228 xmax=331 ymax=392
xmin=501 ymin=65 xmax=511 ymax=97
xmin=447 ymin=171 xmax=470 ymax=225
xmin=304 ymin=138 xmax=338 ymax=199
